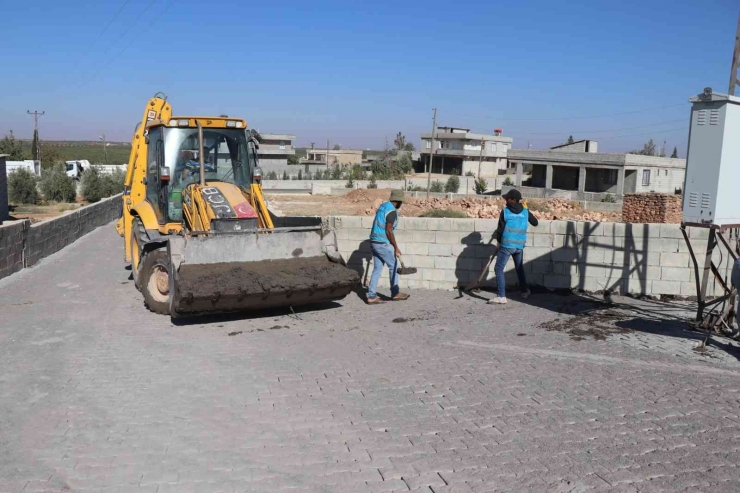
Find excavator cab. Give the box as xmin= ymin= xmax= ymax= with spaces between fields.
xmin=119 ymin=94 xmax=358 ymax=318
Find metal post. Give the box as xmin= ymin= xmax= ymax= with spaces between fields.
xmin=27 ymin=110 xmax=45 ymax=163
xmin=477 ymin=139 xmax=484 ymax=178
xmin=426 ymin=108 xmax=437 ymax=199
xmin=197 ymin=121 xmax=206 ymax=187
xmin=699 ymin=229 xmax=718 ymax=319
xmin=100 ymin=133 xmax=108 ymax=165
xmin=729 ymin=13 xmax=740 ymax=96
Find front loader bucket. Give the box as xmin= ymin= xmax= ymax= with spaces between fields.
xmin=167 ymin=229 xmax=359 ymax=318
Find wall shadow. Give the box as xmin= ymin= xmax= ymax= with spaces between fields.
xmin=455 ymin=232 xmax=497 ymax=298
xmin=347 ymin=240 xmax=373 ymax=287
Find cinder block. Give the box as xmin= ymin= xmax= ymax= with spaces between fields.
xmin=531 ymin=261 xmax=553 ymax=274
xmin=360 ymin=216 xmax=375 ymax=229
xmin=679 ymin=239 xmax=706 ymax=254
xmin=544 ymin=275 xmax=574 ymax=289
xmin=399 ymin=217 xmax=429 ymax=231
xmin=450 ymin=219 xmax=477 ymax=231
xmin=581 ymin=277 xmax=610 ymax=292
xmin=474 ymin=219 xmax=498 ymax=232
xmin=661 ymin=267 xmax=691 ymax=282
xmin=412 ymin=231 xmax=436 ymax=243
xmin=581 ymin=264 xmax=621 ymax=278
xmin=405 ymin=243 xmax=429 ymax=256
xmin=551 ymin=249 xmax=579 ymax=263
xmin=335 ymin=216 xmax=363 ymax=229
xmin=659 ymin=224 xmax=684 ymax=239
xmin=426 ymin=218 xmax=452 ymax=231
xmin=393 ymin=231 xmax=413 ymax=243
xmin=347 ymin=228 xmax=369 ymax=241
xmin=689 ymin=227 xmax=710 ymax=239
xmin=434 ymin=257 xmax=458 ymax=269
xmin=459 ymin=257 xmax=486 ymax=271
xmin=435 ymin=231 xmax=466 ymax=245
xmin=404 ymin=255 xmax=435 ymax=268
xmin=551 ymin=221 xmax=576 ymax=235
xmin=446 ymin=269 xmax=467 ymax=283
xmin=659 ymin=252 xmax=690 ymax=268
xmin=428 ymin=244 xmax=452 ymax=256
xmin=423 ymin=269 xmax=447 ymax=281
xmin=628 ymin=265 xmax=662 ymax=281
xmin=624 ymin=223 xmax=654 ymax=238
xmin=652 ymin=280 xmax=682 ymax=295
xmin=526 ymin=247 xmax=552 ymax=262
xmin=534 ymin=219 xmax=551 ymax=233
xmin=533 ymin=235 xmax=552 ymax=247
xmin=623 ymin=278 xmax=651 ymax=295
xmin=579 ymin=221 xmax=604 ymax=237
xmin=577 ymin=248 xmax=606 ymax=264
xmin=553 ymin=262 xmax=579 ymax=276
xmin=335 ymin=228 xmax=350 ymax=241
xmin=681 ymin=281 xmax=698 ymax=296
xmin=646 ymin=238 xmax=680 ymax=253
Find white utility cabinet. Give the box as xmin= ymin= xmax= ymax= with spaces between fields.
xmin=683 ymin=88 xmax=740 ymax=227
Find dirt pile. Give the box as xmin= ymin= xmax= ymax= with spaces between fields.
xmin=622 ymin=193 xmax=682 ymax=224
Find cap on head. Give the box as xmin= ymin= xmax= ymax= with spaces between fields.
xmin=389 ymin=189 xmax=405 ymax=203
xmin=502 ymin=189 xmax=522 ymax=201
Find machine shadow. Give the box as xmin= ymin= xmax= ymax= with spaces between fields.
xmin=170 ymin=301 xmax=344 ymax=326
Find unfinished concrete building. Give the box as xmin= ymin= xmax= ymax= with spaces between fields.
xmin=418 ymin=127 xmax=513 ymax=177
xmin=508 ymin=141 xmax=686 ymax=200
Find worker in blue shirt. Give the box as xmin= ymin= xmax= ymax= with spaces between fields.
xmin=367 ymin=189 xmax=410 ymax=304
xmin=489 ymin=189 xmax=538 ymax=304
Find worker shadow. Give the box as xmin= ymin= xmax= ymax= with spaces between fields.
xmin=169 ymin=301 xmax=345 ymax=326
xmin=347 ymin=240 xmax=373 ymax=299
xmin=455 ymin=232 xmax=497 ymax=300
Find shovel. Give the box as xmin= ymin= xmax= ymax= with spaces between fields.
xmin=464 ymin=244 xmax=499 ymax=292
xmin=396 ymin=255 xmax=417 ymax=275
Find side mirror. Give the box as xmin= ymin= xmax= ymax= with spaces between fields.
xmin=253 ymin=167 xmax=263 ymax=182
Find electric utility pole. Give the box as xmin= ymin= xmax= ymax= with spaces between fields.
xmin=99 ymin=134 xmax=108 ymax=164
xmin=326 ymin=139 xmax=330 ymax=167
xmin=477 ymin=139 xmax=485 ymax=178
xmin=27 ymin=110 xmax=45 ymax=163
xmin=729 ymin=13 xmax=740 ymax=95
xmin=426 ymin=108 xmax=437 ymax=199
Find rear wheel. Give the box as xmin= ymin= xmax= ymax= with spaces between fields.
xmin=140 ymin=249 xmax=171 ymax=315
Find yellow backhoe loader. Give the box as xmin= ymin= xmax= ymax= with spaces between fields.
xmin=116 ymin=93 xmax=358 ymax=317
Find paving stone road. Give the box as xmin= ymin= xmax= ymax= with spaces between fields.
xmin=2 ymin=225 xmax=740 ymax=493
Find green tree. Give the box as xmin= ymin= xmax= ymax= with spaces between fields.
xmin=287 ymin=154 xmax=300 ymax=165
xmin=333 ymin=144 xmax=341 ymax=150
xmin=297 ymin=169 xmax=303 ymax=180
xmin=630 ymin=139 xmax=656 ymax=156
xmin=8 ymin=168 xmax=39 ymax=204
xmin=445 ymin=170 xmax=460 ymax=193
xmin=474 ymin=178 xmax=488 ymax=195
xmin=39 ymin=164 xmax=76 ymax=202
xmin=345 ymin=174 xmax=354 ymax=189
xmin=367 ymin=175 xmax=378 ymax=189
xmin=403 ymin=142 xmax=415 ymax=152
xmin=31 ymin=129 xmax=39 ymax=161
xmin=671 ymin=147 xmax=678 ymax=158
xmin=396 ymin=153 xmax=413 ymax=175
xmin=394 ymin=132 xmax=407 ymax=151
xmin=430 ymin=181 xmax=444 ymax=193
xmin=39 ymin=144 xmax=63 ymax=170
xmin=566 ymin=135 xmax=574 ymax=144
xmin=0 ymin=131 xmax=26 ymax=160
xmin=80 ymin=167 xmax=106 ymax=203
xmin=282 ymin=170 xmax=289 ymax=180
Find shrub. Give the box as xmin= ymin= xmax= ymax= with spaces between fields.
xmin=282 ymin=170 xmax=289 ymax=180
xmin=503 ymin=176 xmax=514 ymax=186
xmin=430 ymin=181 xmax=444 ymax=193
xmin=420 ymin=208 xmax=467 ymax=218
xmin=345 ymin=175 xmax=354 ymax=189
xmin=297 ymin=170 xmax=303 ymax=180
xmin=396 ymin=153 xmax=413 ymax=175
xmin=465 ymin=171 xmax=475 ymax=177
xmin=474 ymin=178 xmax=488 ymax=195
xmin=445 ymin=173 xmax=460 ymax=193
xmin=40 ymin=164 xmax=76 ymax=202
xmin=80 ymin=167 xmax=106 ymax=203
xmin=8 ymin=168 xmax=39 ymax=204
xmin=367 ymin=175 xmax=378 ymax=189
xmin=265 ymin=170 xmax=278 ymax=180
xmin=331 ymin=166 xmax=343 ymax=180
xmin=601 ymin=193 xmax=616 ymax=203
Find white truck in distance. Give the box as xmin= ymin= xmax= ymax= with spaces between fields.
xmin=65 ymin=160 xmax=127 ymax=179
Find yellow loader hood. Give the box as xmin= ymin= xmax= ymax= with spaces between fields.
xmin=183 ymin=181 xmax=258 ymax=233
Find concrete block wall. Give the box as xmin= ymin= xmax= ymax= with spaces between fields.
xmin=0 ymin=156 xmax=8 ymax=222
xmin=0 ymin=220 xmax=27 ymax=279
xmin=329 ymin=215 xmax=733 ymax=297
xmin=0 ymin=194 xmax=122 ymax=280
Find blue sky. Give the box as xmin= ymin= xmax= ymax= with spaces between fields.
xmin=0 ymin=0 xmax=737 ymax=154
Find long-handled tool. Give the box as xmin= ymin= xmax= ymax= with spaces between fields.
xmin=464 ymin=245 xmax=499 ymax=292
xmin=396 ymin=255 xmax=417 ymax=275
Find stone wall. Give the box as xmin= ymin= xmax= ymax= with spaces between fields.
xmin=623 ymin=193 xmax=682 ymax=224
xmin=330 ymin=215 xmax=731 ymax=297
xmin=0 ymin=194 xmax=121 ymax=280
xmin=0 ymin=156 xmax=7 ymax=223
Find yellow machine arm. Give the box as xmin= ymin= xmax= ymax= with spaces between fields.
xmin=250 ymin=183 xmax=274 ymax=229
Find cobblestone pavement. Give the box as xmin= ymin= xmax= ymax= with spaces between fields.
xmin=2 ymin=226 xmax=740 ymax=493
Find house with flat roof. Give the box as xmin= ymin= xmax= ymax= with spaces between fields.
xmin=304 ymin=148 xmax=363 ymax=166
xmin=256 ymin=133 xmax=296 ymax=169
xmin=419 ymin=127 xmax=513 ymax=177
xmin=507 ymin=141 xmax=686 ymax=199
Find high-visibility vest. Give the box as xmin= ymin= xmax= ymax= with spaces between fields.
xmin=370 ymin=201 xmax=398 ymax=244
xmin=501 ymin=208 xmax=529 ymax=249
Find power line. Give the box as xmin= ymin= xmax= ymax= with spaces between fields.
xmin=444 ymin=103 xmax=686 ymax=123
xmin=81 ymin=0 xmax=176 ymax=89
xmin=96 ymin=0 xmax=158 ymax=60
xmin=96 ymin=0 xmax=134 ymax=39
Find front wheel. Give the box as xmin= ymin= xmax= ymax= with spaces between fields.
xmin=140 ymin=249 xmax=171 ymax=315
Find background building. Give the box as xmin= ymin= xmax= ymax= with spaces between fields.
xmin=305 ymin=149 xmax=363 ymax=166
xmin=257 ymin=133 xmax=296 ymax=169
xmin=508 ymin=141 xmax=686 ymax=198
xmin=418 ymin=127 xmax=513 ymax=177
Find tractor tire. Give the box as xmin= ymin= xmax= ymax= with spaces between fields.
xmin=140 ymin=248 xmax=171 ymax=315
xmin=131 ymin=218 xmax=147 ymax=291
